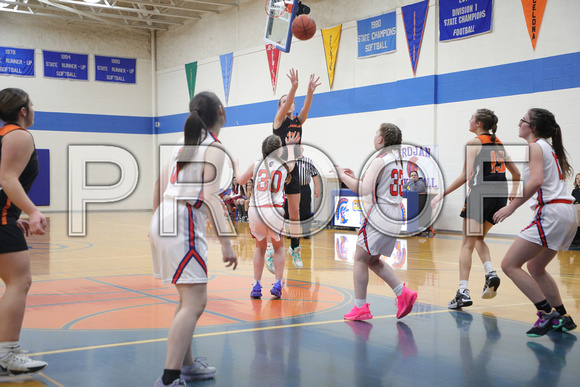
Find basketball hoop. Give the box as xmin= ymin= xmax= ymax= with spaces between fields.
xmin=265 ymin=0 xmax=291 ymax=19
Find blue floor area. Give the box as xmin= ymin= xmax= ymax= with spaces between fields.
xmin=11 ymin=290 xmax=580 ymax=386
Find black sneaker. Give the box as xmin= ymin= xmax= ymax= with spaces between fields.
xmin=526 ymin=309 xmax=564 ymax=337
xmin=481 ymin=271 xmax=500 ymax=299
xmin=448 ymin=289 xmax=472 ymax=309
xmin=556 ymin=314 xmax=577 ymax=332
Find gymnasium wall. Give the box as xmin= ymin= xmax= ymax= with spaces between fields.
xmin=1 ymin=0 xmax=579 ymax=236
xmin=0 ymin=15 xmax=155 ymax=212
xmin=155 ymin=0 xmax=580 ymax=235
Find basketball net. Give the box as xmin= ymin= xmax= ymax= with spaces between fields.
xmin=265 ymin=0 xmax=292 ymax=18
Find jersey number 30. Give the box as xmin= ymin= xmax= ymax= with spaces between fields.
xmin=256 ymin=169 xmax=282 ymax=192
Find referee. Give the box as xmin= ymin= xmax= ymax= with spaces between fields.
xmin=296 ymin=155 xmax=321 ymax=238
xmin=284 ymin=154 xmax=321 ymax=239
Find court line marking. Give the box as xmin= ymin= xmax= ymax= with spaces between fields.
xmin=27 ymin=306 xmax=485 ymax=357
xmin=40 ymin=372 xmax=65 ymax=387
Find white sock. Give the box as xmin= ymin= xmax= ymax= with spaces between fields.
xmin=393 ymin=283 xmax=404 ymax=297
xmin=483 ymin=261 xmax=494 ymax=274
xmin=459 ymin=281 xmax=468 ymax=291
xmin=354 ymin=299 xmax=366 ymax=308
xmin=0 ymin=342 xmax=19 ymax=357
xmin=253 ymin=280 xmax=261 ymax=287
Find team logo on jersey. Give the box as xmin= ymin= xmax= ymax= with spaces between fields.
xmin=336 ymin=198 xmax=349 ymax=224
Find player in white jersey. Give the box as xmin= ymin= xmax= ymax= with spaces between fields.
xmin=335 ymin=123 xmax=417 ymax=321
xmin=494 ymin=108 xmax=577 ymax=337
xmin=235 ymin=135 xmax=295 ymax=299
xmin=150 ymin=92 xmax=237 ymax=387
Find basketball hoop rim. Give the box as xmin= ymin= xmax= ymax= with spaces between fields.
xmin=265 ymin=0 xmax=290 ymax=19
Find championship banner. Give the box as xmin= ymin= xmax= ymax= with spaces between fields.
xmin=321 ymin=24 xmax=342 ymax=88
xmin=266 ymin=44 xmax=281 ymax=94
xmin=220 ymin=52 xmax=233 ymax=104
xmin=95 ymin=56 xmax=136 ymax=84
xmin=521 ymin=0 xmax=547 ymax=49
xmin=0 ymin=47 xmax=34 ymax=77
xmin=439 ymin=0 xmax=492 ymax=41
xmin=357 ymin=12 xmax=397 ymax=58
xmin=185 ymin=61 xmax=198 ymax=100
xmin=43 ymin=50 xmax=88 ymax=80
xmin=402 ymin=0 xmax=429 ymax=74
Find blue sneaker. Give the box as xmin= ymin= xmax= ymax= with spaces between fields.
xmin=270 ymin=280 xmax=282 ymax=298
xmin=250 ymin=282 xmax=262 ymax=299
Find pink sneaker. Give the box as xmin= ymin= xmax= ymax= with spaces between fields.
xmin=344 ymin=303 xmax=373 ymax=321
xmin=395 ymin=284 xmax=417 ymax=319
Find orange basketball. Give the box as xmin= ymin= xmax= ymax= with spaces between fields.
xmin=292 ymin=15 xmax=316 ymax=41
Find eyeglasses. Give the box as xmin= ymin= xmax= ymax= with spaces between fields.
xmin=519 ymin=118 xmax=531 ymax=125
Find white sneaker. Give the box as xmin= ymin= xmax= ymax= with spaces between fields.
xmin=288 ymin=246 xmax=303 ymax=268
xmin=181 ymin=357 xmax=216 ymax=381
xmin=0 ymin=349 xmax=47 ymax=376
xmin=265 ymin=246 xmax=275 ymax=274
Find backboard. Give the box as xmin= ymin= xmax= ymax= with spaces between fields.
xmin=264 ymin=0 xmax=298 ymax=53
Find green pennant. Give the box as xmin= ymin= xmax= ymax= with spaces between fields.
xmin=185 ymin=61 xmax=198 ymax=100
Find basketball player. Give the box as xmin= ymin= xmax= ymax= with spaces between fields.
xmin=335 ymin=123 xmax=418 ymax=321
xmin=494 ymin=108 xmax=577 ymax=337
xmin=270 ymin=68 xmax=320 ymax=269
xmin=431 ymin=109 xmax=520 ymax=309
xmin=0 ymin=88 xmax=48 ymax=376
xmin=235 ymin=135 xmax=295 ymax=299
xmin=150 ymin=92 xmax=238 ymax=387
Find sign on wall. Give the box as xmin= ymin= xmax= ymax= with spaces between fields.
xmin=357 ymin=12 xmax=397 ymax=58
xmin=0 ymin=47 xmax=35 ymax=77
xmin=43 ymin=50 xmax=88 ymax=80
xmin=95 ymin=55 xmax=136 ymax=83
xmin=439 ymin=0 xmax=492 ymax=41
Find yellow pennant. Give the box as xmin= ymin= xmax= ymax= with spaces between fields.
xmin=321 ymin=24 xmax=342 ymax=88
xmin=521 ymin=0 xmax=547 ymax=49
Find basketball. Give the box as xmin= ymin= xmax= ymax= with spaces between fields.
xmin=292 ymin=15 xmax=316 ymax=41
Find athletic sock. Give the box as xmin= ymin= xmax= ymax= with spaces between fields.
xmin=459 ymin=280 xmax=468 ymax=291
xmin=554 ymin=305 xmax=567 ymax=316
xmin=483 ymin=261 xmax=494 ymax=274
xmin=291 ymin=238 xmax=300 ymax=249
xmin=534 ymin=299 xmax=552 ymax=313
xmin=162 ymin=369 xmax=181 ymax=385
xmin=253 ymin=280 xmax=261 ymax=287
xmin=0 ymin=342 xmax=19 ymax=358
xmin=354 ymin=299 xmax=366 ymax=308
xmin=393 ymin=283 xmax=404 ymax=297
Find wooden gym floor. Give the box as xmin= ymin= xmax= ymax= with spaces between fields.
xmin=1 ymin=211 xmax=579 ymax=386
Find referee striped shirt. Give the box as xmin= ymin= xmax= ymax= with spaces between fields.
xmin=297 ymin=156 xmax=318 ymax=186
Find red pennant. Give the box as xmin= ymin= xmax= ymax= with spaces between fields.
xmin=266 ymin=44 xmax=281 ymax=94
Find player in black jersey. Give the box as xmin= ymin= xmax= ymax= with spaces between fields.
xmin=0 ymin=88 xmax=48 ymax=375
xmin=270 ymin=68 xmax=320 ymax=269
xmin=431 ymin=109 xmax=520 ymax=309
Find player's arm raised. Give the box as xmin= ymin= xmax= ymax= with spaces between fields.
xmin=298 ymin=73 xmax=321 ymax=124
xmin=274 ymin=68 xmax=299 ymax=128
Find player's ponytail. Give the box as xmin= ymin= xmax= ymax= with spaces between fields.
xmin=379 ymin=123 xmax=403 ymax=166
xmin=261 ymin=135 xmax=289 ymax=192
xmin=529 ymin=108 xmax=572 ymax=180
xmin=178 ymin=91 xmax=224 ymax=169
xmin=475 ymin=108 xmax=498 ymax=144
